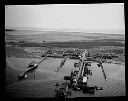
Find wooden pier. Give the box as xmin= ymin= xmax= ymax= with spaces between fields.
xmin=18 ymin=55 xmax=48 ymax=80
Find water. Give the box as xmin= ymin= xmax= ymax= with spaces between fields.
xmin=6 ymin=57 xmax=125 ymax=98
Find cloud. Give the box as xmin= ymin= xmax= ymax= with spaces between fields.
xmin=5 ymin=4 xmax=125 ymax=34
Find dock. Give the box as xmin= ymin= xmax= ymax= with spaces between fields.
xmin=18 ymin=55 xmax=48 ymax=80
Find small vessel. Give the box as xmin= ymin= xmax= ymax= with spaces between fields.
xmin=18 ymin=72 xmax=27 ymax=80
xmin=18 ymin=61 xmax=38 ymax=80
xmin=27 ymin=61 xmax=38 ymax=71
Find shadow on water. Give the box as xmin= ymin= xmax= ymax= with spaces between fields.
xmin=82 ymin=86 xmax=103 ymax=95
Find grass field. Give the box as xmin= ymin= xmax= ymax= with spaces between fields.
xmin=6 ymin=40 xmax=125 ymax=49
xmin=5 ymin=30 xmax=125 ymax=42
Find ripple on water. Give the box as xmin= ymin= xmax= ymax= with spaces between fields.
xmin=6 ymin=57 xmax=125 ymax=97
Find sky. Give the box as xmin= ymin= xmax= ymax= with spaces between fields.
xmin=5 ymin=4 xmax=125 ymax=34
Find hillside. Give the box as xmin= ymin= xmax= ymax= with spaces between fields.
xmin=5 ymin=29 xmax=125 ymax=43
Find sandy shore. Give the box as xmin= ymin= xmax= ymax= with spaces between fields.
xmin=6 ymin=57 xmax=125 ymax=97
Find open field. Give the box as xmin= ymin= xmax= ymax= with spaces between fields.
xmin=6 ymin=40 xmax=125 ymax=49
xmin=5 ymin=30 xmax=125 ymax=43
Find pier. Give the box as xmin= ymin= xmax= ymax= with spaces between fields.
xmin=18 ymin=55 xmax=48 ymax=80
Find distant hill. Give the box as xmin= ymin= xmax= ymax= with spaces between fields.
xmin=5 ymin=29 xmax=125 ymax=43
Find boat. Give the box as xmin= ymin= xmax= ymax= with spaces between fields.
xmin=27 ymin=61 xmax=38 ymax=71
xmin=18 ymin=61 xmax=38 ymax=80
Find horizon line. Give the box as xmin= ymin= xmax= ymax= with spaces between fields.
xmin=5 ymin=26 xmax=125 ymax=35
